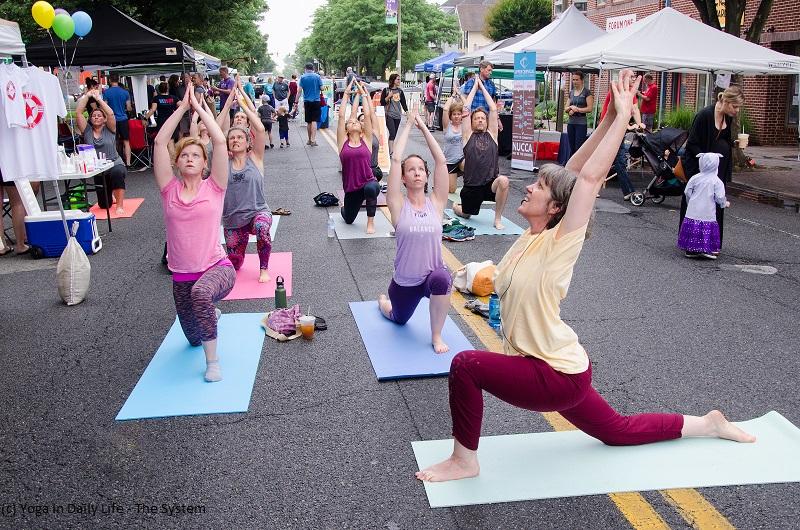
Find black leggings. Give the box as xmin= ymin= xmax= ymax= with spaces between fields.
xmin=386 ymin=117 xmax=401 ymax=141
xmin=94 ymin=163 xmax=127 ymax=209
xmin=679 ymin=184 xmax=726 ymax=245
xmin=341 ymin=180 xmax=380 ymax=223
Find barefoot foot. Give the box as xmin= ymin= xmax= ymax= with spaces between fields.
xmin=707 ymin=410 xmax=756 ymax=443
xmin=366 ymin=218 xmax=376 ymax=234
xmin=259 ymin=269 xmax=271 ymax=283
xmin=432 ymin=336 xmax=449 ymax=354
xmin=415 ymin=453 xmax=479 ymax=482
xmin=116 ymin=207 xmax=126 ymax=215
xmin=378 ymin=294 xmax=393 ymax=320
xmin=494 ymin=220 xmax=505 ymax=230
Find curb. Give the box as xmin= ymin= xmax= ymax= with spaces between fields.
xmin=728 ymin=182 xmax=800 ymax=212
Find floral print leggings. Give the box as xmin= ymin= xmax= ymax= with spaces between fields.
xmin=223 ymin=212 xmax=273 ymax=270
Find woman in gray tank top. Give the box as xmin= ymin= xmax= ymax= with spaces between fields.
xmin=566 ymin=71 xmax=594 ymax=156
xmin=75 ymin=89 xmax=128 ymax=213
xmin=442 ymin=95 xmax=467 ymax=193
xmin=220 ymin=77 xmax=273 ymax=284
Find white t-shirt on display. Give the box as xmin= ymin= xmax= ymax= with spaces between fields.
xmin=0 ymin=68 xmax=67 ymax=182
xmin=0 ymin=63 xmax=30 ymax=128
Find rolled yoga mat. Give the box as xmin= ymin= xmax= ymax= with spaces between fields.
xmin=412 ymin=411 xmax=800 ymax=508
xmin=349 ymin=299 xmax=473 ymax=381
xmin=116 ymin=313 xmax=265 ymax=420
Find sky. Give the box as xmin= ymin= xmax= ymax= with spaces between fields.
xmin=259 ymin=0 xmax=445 ymax=72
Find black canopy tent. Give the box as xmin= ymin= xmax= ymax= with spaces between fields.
xmin=25 ymin=5 xmax=195 ymax=70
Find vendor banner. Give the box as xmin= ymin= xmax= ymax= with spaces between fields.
xmin=512 ymin=51 xmax=537 ymax=171
xmin=385 ymin=0 xmax=398 ymax=24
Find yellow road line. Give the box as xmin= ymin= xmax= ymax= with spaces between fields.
xmin=319 ymin=124 xmax=733 ymax=530
xmin=661 ymin=490 xmax=736 ymax=530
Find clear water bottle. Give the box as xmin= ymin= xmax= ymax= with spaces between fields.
xmin=488 ymin=292 xmax=500 ymax=330
xmin=327 ymin=218 xmax=336 ymax=238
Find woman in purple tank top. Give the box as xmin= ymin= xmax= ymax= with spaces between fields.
xmin=378 ymin=101 xmax=453 ymax=353
xmin=337 ymin=79 xmax=380 ymax=234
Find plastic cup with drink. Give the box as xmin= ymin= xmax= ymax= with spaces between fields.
xmin=298 ymin=315 xmax=315 ymax=340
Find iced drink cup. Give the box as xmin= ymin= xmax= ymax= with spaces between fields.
xmin=299 ymin=315 xmax=315 ymax=340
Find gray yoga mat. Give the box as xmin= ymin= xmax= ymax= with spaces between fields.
xmin=329 ymin=212 xmax=394 ymax=239
xmin=412 ymin=411 xmax=800 ymax=508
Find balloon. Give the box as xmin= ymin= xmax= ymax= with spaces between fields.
xmin=51 ymin=13 xmax=74 ymax=40
xmin=32 ymin=1 xmax=55 ymax=29
xmin=54 ymin=8 xmax=68 ymax=16
xmin=71 ymin=11 xmax=92 ymax=38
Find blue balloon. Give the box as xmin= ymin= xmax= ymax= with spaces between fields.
xmin=71 ymin=11 xmax=92 ymax=37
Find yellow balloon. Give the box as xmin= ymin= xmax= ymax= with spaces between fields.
xmin=32 ymin=1 xmax=55 ymax=30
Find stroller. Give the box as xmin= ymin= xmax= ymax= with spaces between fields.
xmin=627 ymin=127 xmax=689 ymax=206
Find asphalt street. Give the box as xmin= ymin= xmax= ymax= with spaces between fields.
xmin=1 ymin=118 xmax=798 ymax=529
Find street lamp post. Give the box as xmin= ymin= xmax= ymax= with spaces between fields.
xmin=396 ymin=0 xmax=401 ymax=74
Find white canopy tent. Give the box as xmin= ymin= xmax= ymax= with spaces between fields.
xmin=486 ymin=5 xmax=605 ymax=68
xmin=548 ymin=7 xmax=800 ymax=74
xmin=0 ymin=18 xmax=25 ymax=57
xmin=454 ymin=33 xmax=531 ymax=67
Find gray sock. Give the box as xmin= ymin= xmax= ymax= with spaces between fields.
xmin=204 ymin=360 xmax=222 ymax=382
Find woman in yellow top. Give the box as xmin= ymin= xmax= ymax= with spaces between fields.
xmin=416 ymin=71 xmax=756 ymax=483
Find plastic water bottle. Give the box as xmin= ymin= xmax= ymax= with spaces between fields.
xmin=488 ymin=293 xmax=500 ymax=330
xmin=327 ymin=218 xmax=336 ymax=238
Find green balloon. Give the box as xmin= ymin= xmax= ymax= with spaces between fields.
xmin=52 ymin=13 xmax=74 ymax=40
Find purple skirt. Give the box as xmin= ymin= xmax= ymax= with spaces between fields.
xmin=677 ymin=218 xmax=721 ymax=253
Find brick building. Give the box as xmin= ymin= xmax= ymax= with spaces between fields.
xmin=553 ymin=0 xmax=800 ymax=145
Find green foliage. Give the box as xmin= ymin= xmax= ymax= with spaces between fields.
xmin=663 ymin=106 xmax=696 ymax=130
xmin=738 ymin=106 xmax=754 ymax=135
xmin=485 ymin=0 xmax=551 ymax=41
xmin=300 ymin=0 xmax=460 ymax=75
xmin=0 ymin=0 xmax=274 ymax=71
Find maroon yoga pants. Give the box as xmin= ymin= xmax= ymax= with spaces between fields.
xmin=449 ymin=350 xmax=684 ymax=450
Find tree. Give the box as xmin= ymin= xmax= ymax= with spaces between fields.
xmin=690 ymin=0 xmax=776 ymax=162
xmin=0 ymin=0 xmax=274 ymax=71
xmin=690 ymin=0 xmax=774 ymax=43
xmin=485 ymin=0 xmax=551 ymax=42
xmin=300 ymin=0 xmax=460 ymax=76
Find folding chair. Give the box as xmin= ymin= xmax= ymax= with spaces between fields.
xmin=2 ymin=195 xmax=14 ymax=245
xmin=128 ymin=119 xmax=151 ymax=169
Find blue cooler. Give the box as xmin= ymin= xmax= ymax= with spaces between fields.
xmin=24 ymin=211 xmax=102 ymax=258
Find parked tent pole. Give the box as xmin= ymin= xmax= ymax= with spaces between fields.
xmin=657 ymin=73 xmax=666 ymax=128
xmin=396 ymin=0 xmax=401 ymax=74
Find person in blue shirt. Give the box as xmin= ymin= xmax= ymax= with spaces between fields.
xmin=297 ymin=63 xmax=323 ymax=146
xmin=460 ymin=60 xmax=503 ymax=133
xmin=103 ymin=73 xmax=132 ymax=166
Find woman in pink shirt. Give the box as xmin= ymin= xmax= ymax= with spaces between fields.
xmin=154 ymin=84 xmax=234 ymax=383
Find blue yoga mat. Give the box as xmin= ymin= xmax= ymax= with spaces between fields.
xmin=444 ymin=209 xmax=524 ymax=236
xmin=116 ymin=313 xmax=265 ymax=420
xmin=349 ymin=300 xmax=473 ymax=381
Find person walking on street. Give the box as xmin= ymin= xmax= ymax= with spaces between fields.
xmin=600 ymin=77 xmax=644 ymax=201
xmin=288 ymin=74 xmax=298 ymax=118
xmin=102 ymin=73 xmax=132 ymax=166
xmin=425 ymin=74 xmax=438 ymax=130
xmin=298 ymin=63 xmax=323 ymax=146
xmin=257 ymin=95 xmax=276 ymax=149
xmin=638 ymin=74 xmax=658 ymax=130
xmin=380 ymin=73 xmax=408 ymax=155
xmin=415 ymin=70 xmax=755 ymax=484
xmin=273 ymin=75 xmax=290 ymax=111
xmin=678 ymin=153 xmax=729 ymax=259
xmin=566 ymin=71 xmax=593 ymax=156
xmin=214 ymin=67 xmax=236 ymax=122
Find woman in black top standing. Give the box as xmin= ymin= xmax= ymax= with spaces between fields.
xmin=380 ymin=73 xmax=408 ymax=155
xmin=566 ymin=71 xmax=593 ymax=156
xmin=680 ymin=86 xmax=744 ymax=249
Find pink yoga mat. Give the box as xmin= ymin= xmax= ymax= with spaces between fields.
xmin=223 ymin=252 xmax=292 ymax=300
xmin=336 ymin=190 xmax=387 ymax=207
xmin=89 ymin=198 xmax=145 ymax=219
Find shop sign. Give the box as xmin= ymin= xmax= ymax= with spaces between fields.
xmin=606 ymin=14 xmax=636 ymax=32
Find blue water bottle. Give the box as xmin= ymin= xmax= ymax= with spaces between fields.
xmin=488 ymin=292 xmax=500 ymax=330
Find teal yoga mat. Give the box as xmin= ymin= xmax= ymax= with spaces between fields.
xmin=116 ymin=313 xmax=265 ymax=420
xmin=444 ymin=209 xmax=524 ymax=236
xmin=412 ymin=411 xmax=800 ymax=508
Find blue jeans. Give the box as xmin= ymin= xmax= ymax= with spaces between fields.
xmin=567 ymin=123 xmax=587 ymax=157
xmin=613 ymin=142 xmax=635 ymax=196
